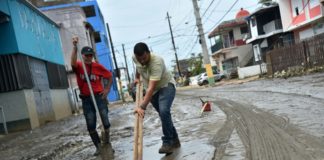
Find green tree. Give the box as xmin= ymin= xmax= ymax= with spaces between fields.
xmin=189 ymin=53 xmax=204 ymax=76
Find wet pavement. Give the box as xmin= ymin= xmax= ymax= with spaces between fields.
xmin=0 ymin=73 xmax=324 ymax=160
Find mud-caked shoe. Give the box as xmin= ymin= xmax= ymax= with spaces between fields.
xmin=102 ymin=129 xmax=110 ymax=144
xmin=158 ymin=144 xmax=174 ymax=154
xmin=173 ymin=138 xmax=181 ymax=148
xmin=93 ymin=146 xmax=101 ymax=156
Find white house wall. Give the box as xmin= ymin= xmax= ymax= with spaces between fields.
xmin=238 ymin=63 xmax=267 ymax=79
xmin=0 ymin=90 xmax=40 ymax=131
xmin=250 ymin=19 xmax=259 ymax=38
xmin=50 ymin=89 xmax=72 ymax=121
xmin=278 ymin=0 xmax=291 ymax=32
xmin=42 ymin=6 xmax=90 ymax=72
xmin=233 ymin=27 xmax=243 ymax=40
xmin=220 ymin=44 xmax=252 ymax=67
xmin=278 ymin=0 xmax=323 ymax=32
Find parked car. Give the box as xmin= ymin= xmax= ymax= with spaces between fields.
xmin=197 ymin=71 xmax=225 ymax=86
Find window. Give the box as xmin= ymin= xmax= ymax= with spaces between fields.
xmin=0 ymin=54 xmax=33 ymax=92
xmin=46 ymin=62 xmax=69 ymax=89
xmin=82 ymin=5 xmax=96 ymax=18
xmin=251 ymin=17 xmax=256 ymax=27
xmin=291 ymin=0 xmax=303 ymax=17
xmin=253 ymin=44 xmax=261 ymax=61
xmin=94 ymin=31 xmax=101 ymax=43
xmin=240 ymin=26 xmax=248 ymax=34
xmin=295 ymin=7 xmax=299 ymax=16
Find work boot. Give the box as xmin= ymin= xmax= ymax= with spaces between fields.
xmin=89 ymin=131 xmax=101 ymax=146
xmin=102 ymin=128 xmax=110 ymax=144
xmin=158 ymin=144 xmax=174 ymax=154
xmin=173 ymin=138 xmax=181 ymax=148
xmin=93 ymin=145 xmax=101 ymax=156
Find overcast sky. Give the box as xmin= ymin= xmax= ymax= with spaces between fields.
xmin=96 ymin=0 xmax=260 ymax=75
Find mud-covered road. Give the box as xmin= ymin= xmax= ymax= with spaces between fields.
xmin=1 ymin=73 xmax=324 ymax=160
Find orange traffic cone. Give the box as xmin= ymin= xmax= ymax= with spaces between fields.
xmin=200 ymin=98 xmax=211 ymax=112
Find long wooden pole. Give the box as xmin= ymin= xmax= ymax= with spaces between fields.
xmin=137 ymin=83 xmax=144 ymax=159
xmin=133 ymin=81 xmax=143 ymax=160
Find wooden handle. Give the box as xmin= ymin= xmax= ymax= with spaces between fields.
xmin=133 ymin=81 xmax=143 ymax=160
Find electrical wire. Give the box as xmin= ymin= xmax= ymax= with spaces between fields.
xmin=207 ymin=0 xmax=239 ymax=33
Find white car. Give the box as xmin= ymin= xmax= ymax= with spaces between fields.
xmin=197 ymin=71 xmax=225 ymax=86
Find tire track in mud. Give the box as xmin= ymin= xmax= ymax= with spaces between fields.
xmin=210 ymin=90 xmax=324 ymax=102
xmin=213 ymin=99 xmax=324 ymax=160
xmin=209 ymin=90 xmax=324 ymax=102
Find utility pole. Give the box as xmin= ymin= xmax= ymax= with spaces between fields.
xmin=166 ymin=12 xmax=182 ymax=78
xmin=191 ymin=0 xmax=215 ymax=85
xmin=122 ymin=44 xmax=131 ymax=84
xmin=106 ymin=23 xmax=125 ymax=102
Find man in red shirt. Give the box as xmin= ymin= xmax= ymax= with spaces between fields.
xmin=71 ymin=37 xmax=113 ymax=156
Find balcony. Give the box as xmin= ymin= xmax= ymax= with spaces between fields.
xmin=210 ymin=41 xmax=223 ymax=53
xmin=263 ymin=19 xmax=282 ymax=35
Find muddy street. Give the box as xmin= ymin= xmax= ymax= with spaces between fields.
xmin=1 ymin=73 xmax=324 ymax=160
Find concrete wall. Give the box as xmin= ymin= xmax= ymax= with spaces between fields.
xmin=0 ymin=91 xmax=29 ymax=122
xmin=1 ymin=0 xmax=64 ymax=65
xmin=250 ymin=18 xmax=258 ymax=38
xmin=233 ymin=27 xmax=242 ymax=40
xmin=28 ymin=0 xmax=84 ymax=8
xmin=50 ymin=89 xmax=72 ymax=120
xmin=238 ymin=63 xmax=267 ymax=79
xmin=42 ymin=6 xmax=91 ymax=72
xmin=226 ymin=44 xmax=253 ymax=67
xmin=0 ymin=90 xmax=40 ymax=131
xmin=0 ymin=1 xmax=18 ymax=54
xmin=24 ymin=90 xmax=40 ymax=129
xmin=278 ymin=0 xmax=291 ymax=32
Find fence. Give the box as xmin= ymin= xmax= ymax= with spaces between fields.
xmin=267 ymin=33 xmax=324 ymax=75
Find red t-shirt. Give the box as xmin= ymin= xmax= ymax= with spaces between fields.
xmin=73 ymin=61 xmax=112 ymax=96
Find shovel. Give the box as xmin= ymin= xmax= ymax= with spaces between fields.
xmin=74 ymin=40 xmax=105 ymax=142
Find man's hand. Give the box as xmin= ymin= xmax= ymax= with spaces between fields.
xmin=72 ymin=37 xmax=79 ymax=46
xmin=100 ymin=87 xmax=110 ymax=99
xmin=134 ymin=107 xmax=145 ymax=118
xmin=134 ymin=78 xmax=140 ymax=84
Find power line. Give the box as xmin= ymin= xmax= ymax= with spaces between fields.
xmin=202 ymin=0 xmax=222 ymax=25
xmin=201 ymin=0 xmax=216 ymax=18
xmin=207 ymin=0 xmax=239 ymax=33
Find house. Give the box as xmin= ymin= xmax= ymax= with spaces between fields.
xmin=38 ymin=0 xmax=120 ymax=102
xmin=264 ymin=0 xmax=324 ymax=75
xmin=245 ymin=3 xmax=295 ymax=64
xmin=0 ymin=0 xmax=70 ymax=133
xmin=277 ymin=0 xmax=324 ymax=41
xmin=208 ymin=8 xmax=253 ymax=76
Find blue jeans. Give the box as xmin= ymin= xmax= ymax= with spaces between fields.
xmin=150 ymin=83 xmax=178 ymax=145
xmin=82 ymin=95 xmax=111 ymax=132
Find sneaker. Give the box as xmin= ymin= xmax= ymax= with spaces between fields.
xmin=173 ymin=138 xmax=181 ymax=148
xmin=93 ymin=146 xmax=101 ymax=156
xmin=158 ymin=144 xmax=174 ymax=154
